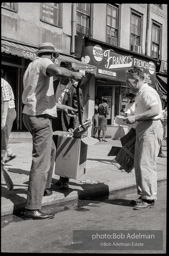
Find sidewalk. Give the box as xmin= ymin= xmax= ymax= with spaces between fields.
xmin=1 ymin=133 xmax=167 ymax=217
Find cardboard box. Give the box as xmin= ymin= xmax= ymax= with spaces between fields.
xmin=53 ymin=131 xmax=97 ymax=179
xmin=115 ymin=130 xmax=136 ymax=173
xmin=115 ymin=115 xmax=127 ymax=125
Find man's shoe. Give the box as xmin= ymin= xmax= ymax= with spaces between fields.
xmin=158 ymin=153 xmax=166 ymax=158
xmin=43 ymin=189 xmax=53 ymax=196
xmin=23 ymin=210 xmax=54 ymax=219
xmin=130 ymin=196 xmax=142 ymax=205
xmin=133 ymin=200 xmax=154 ymax=210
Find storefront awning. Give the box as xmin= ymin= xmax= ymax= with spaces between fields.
xmin=1 ymin=39 xmax=96 ymax=73
xmin=155 ymin=74 xmax=167 ymax=97
xmin=156 ymin=74 xmax=167 ymax=86
xmin=1 ymin=39 xmax=37 ymax=59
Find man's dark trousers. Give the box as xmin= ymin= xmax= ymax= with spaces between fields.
xmin=23 ymin=114 xmax=56 ymax=210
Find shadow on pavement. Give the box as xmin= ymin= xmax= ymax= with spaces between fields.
xmin=105 ymin=198 xmax=134 ymax=207
xmin=1 ymin=186 xmax=27 ymax=214
xmin=7 ymin=168 xmax=30 ymax=176
xmin=51 ymin=178 xmax=109 ymax=200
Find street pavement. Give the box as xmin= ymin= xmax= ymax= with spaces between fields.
xmin=1 ymin=133 xmax=167 ymax=217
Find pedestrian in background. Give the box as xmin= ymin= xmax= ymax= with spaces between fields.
xmin=98 ymin=97 xmax=109 ymax=142
xmin=126 ymin=67 xmax=163 ymax=210
xmin=92 ymin=97 xmax=99 ymax=138
xmin=1 ymin=69 xmax=16 ymax=163
xmin=22 ymin=42 xmax=83 ymax=220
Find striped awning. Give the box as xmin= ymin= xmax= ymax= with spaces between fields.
xmin=1 ymin=39 xmax=96 ymax=73
xmin=155 ymin=75 xmax=167 ymax=97
xmin=1 ymin=39 xmax=37 ymax=59
xmin=156 ymin=74 xmax=167 ymax=87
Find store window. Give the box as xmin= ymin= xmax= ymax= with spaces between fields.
xmin=130 ymin=11 xmax=142 ymax=53
xmin=1 ymin=2 xmax=18 ymax=12
xmin=76 ymin=3 xmax=90 ymax=36
xmin=106 ymin=4 xmax=119 ymax=46
xmin=151 ymin=22 xmax=161 ymax=59
xmin=40 ymin=3 xmax=62 ymax=27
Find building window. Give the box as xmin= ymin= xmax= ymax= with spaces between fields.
xmin=106 ymin=4 xmax=119 ymax=46
xmin=76 ymin=3 xmax=91 ymax=36
xmin=151 ymin=22 xmax=161 ymax=58
xmin=40 ymin=3 xmax=62 ymax=27
xmin=130 ymin=12 xmax=142 ymax=52
xmin=1 ymin=2 xmax=18 ymax=12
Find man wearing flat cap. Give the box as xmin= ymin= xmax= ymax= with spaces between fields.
xmin=22 ymin=42 xmax=84 ymax=219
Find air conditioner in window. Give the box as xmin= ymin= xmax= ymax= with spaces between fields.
xmin=131 ymin=45 xmax=142 ymax=54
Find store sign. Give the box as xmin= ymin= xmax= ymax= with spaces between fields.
xmin=93 ymin=45 xmax=104 ymax=62
xmin=104 ymin=50 xmax=133 ymax=69
xmin=98 ymin=69 xmax=116 ymax=77
xmin=82 ymin=44 xmax=156 ymax=85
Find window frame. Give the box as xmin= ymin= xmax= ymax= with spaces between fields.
xmin=130 ymin=9 xmax=143 ymax=50
xmin=1 ymin=2 xmax=18 ymax=12
xmin=76 ymin=3 xmax=91 ymax=37
xmin=40 ymin=3 xmax=63 ymax=28
xmin=106 ymin=4 xmax=119 ymax=46
xmin=151 ymin=21 xmax=162 ymax=59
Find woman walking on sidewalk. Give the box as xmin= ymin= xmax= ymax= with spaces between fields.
xmin=98 ymin=97 xmax=109 ymax=142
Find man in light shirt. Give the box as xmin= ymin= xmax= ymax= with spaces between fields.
xmin=22 ymin=42 xmax=83 ymax=219
xmin=126 ymin=67 xmax=163 ymax=210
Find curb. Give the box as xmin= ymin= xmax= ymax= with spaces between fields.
xmin=1 ymin=177 xmax=166 ymax=217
